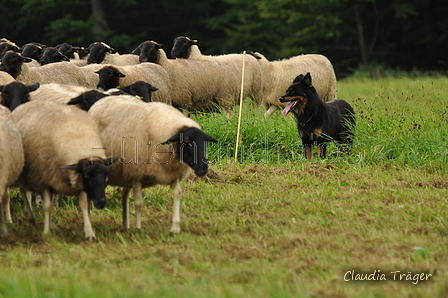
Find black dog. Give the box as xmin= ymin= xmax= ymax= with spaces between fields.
xmin=279 ymin=72 xmax=355 ymax=159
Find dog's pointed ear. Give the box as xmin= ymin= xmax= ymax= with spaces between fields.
xmin=293 ymin=74 xmax=304 ymax=83
xmin=303 ymin=72 xmax=312 ymax=86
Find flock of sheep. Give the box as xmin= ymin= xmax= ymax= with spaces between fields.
xmin=0 ymin=36 xmax=338 ymax=240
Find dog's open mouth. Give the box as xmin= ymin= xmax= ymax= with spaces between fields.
xmin=282 ymin=100 xmax=299 ymax=117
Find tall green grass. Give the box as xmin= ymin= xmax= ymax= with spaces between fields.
xmin=191 ymin=76 xmax=448 ymax=170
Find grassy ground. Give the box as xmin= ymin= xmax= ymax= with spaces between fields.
xmin=1 ymin=76 xmax=447 ymax=298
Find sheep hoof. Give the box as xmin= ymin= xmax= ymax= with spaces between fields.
xmin=85 ymin=235 xmax=97 ymax=241
xmin=170 ymin=225 xmax=181 ymax=234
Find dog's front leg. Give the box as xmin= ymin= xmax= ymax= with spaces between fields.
xmin=303 ymin=144 xmax=313 ymax=159
xmin=318 ymin=144 xmax=327 ymax=158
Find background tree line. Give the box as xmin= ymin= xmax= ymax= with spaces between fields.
xmin=1 ymin=0 xmax=447 ymax=78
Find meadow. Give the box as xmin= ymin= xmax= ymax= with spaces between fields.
xmin=1 ymin=75 xmax=447 ymax=298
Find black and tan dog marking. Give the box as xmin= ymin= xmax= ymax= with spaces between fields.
xmin=279 ymin=72 xmax=355 ymax=159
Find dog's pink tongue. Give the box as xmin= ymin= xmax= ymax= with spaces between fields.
xmin=282 ymin=101 xmax=295 ymax=117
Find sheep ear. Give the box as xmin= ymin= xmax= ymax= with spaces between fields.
xmin=67 ymin=95 xmax=83 ymax=106
xmin=157 ymin=43 xmax=165 ymax=49
xmin=150 ymin=86 xmax=158 ymax=92
xmin=204 ymin=134 xmax=218 ymax=143
xmin=28 ymin=83 xmax=40 ymax=92
xmin=62 ymin=163 xmax=82 ymax=172
xmin=104 ymin=156 xmax=119 ymax=165
xmin=22 ymin=56 xmax=32 ymax=63
xmin=162 ymin=133 xmax=182 ymax=144
xmin=192 ymin=40 xmax=201 ymax=45
xmin=118 ymin=72 xmax=126 ymax=78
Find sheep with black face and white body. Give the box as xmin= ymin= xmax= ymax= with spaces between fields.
xmin=56 ymin=43 xmax=90 ymax=67
xmin=21 ymin=43 xmax=46 ymax=60
xmin=0 ymin=39 xmax=20 ymax=57
xmin=88 ymin=95 xmax=217 ymax=233
xmin=67 ymin=81 xmax=159 ymax=111
xmin=0 ymin=79 xmax=157 ymax=113
xmin=0 ymin=104 xmax=24 ymax=237
xmin=39 ymin=47 xmax=70 ymax=65
xmin=169 ymin=36 xmax=263 ymax=105
xmin=0 ymin=50 xmax=87 ymax=86
xmin=0 ymin=81 xmax=40 ymax=111
xmin=87 ymin=42 xmax=139 ymax=66
xmin=133 ymin=40 xmax=238 ymax=112
xmin=12 ymin=100 xmax=117 ymax=240
xmin=94 ymin=64 xmax=171 ymax=105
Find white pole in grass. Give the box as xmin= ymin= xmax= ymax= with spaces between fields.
xmin=234 ymin=50 xmax=246 ymax=163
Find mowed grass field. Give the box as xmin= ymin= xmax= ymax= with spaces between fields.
xmin=1 ymin=75 xmax=447 ymax=298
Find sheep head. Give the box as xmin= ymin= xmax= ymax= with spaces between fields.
xmin=162 ymin=127 xmax=217 ymax=177
xmin=171 ymin=36 xmax=201 ymax=59
xmin=62 ymin=156 xmax=118 ymax=210
xmin=0 ymin=81 xmax=39 ymax=111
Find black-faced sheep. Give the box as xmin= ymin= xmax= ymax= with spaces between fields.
xmin=0 ymin=51 xmax=86 ymax=86
xmin=67 ymin=81 xmax=159 ymax=111
xmin=0 ymin=105 xmax=24 ymax=237
xmin=0 ymin=39 xmax=20 ymax=57
xmin=56 ymin=42 xmax=87 ymax=59
xmin=0 ymin=79 xmax=157 ymax=113
xmin=248 ymin=51 xmax=338 ymax=117
xmin=12 ymin=100 xmax=118 ymax=240
xmin=87 ymin=42 xmax=140 ymax=66
xmin=170 ymin=36 xmax=263 ymax=105
xmin=39 ymin=47 xmax=70 ymax=65
xmin=134 ymin=40 xmax=239 ymax=111
xmin=0 ymin=81 xmax=40 ymax=111
xmin=56 ymin=43 xmax=90 ymax=67
xmin=93 ymin=64 xmax=171 ymax=104
xmin=88 ymin=96 xmax=217 ymax=233
xmin=21 ymin=43 xmax=47 ymax=61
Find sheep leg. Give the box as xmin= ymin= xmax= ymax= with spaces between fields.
xmin=42 ymin=189 xmax=52 ymax=234
xmin=3 ymin=189 xmax=12 ymax=224
xmin=264 ymin=105 xmax=278 ymax=118
xmin=132 ymin=182 xmax=143 ymax=229
xmin=0 ymin=189 xmax=8 ymax=237
xmin=21 ymin=189 xmax=36 ymax=224
xmin=121 ymin=188 xmax=131 ymax=229
xmin=79 ymin=191 xmax=96 ymax=240
xmin=170 ymin=179 xmax=182 ymax=234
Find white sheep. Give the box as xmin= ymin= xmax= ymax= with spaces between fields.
xmin=135 ymin=40 xmax=240 ymax=111
xmin=0 ymin=105 xmax=24 ymax=237
xmin=87 ymin=42 xmax=140 ymax=66
xmin=88 ymin=96 xmax=217 ymax=233
xmin=249 ymin=51 xmax=338 ymax=117
xmin=12 ymin=100 xmax=117 ymax=240
xmin=170 ymin=36 xmax=263 ymax=105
